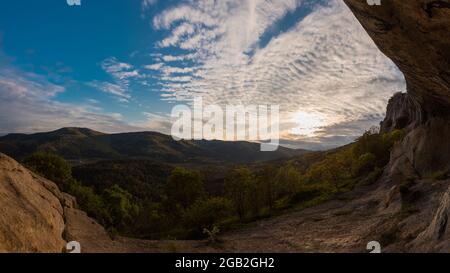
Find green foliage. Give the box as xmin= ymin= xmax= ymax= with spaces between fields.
xmin=183 ymin=197 xmax=233 ymax=231
xmin=225 ymin=167 xmax=257 ymax=219
xmin=103 ymin=184 xmax=140 ymax=231
xmin=19 ymin=127 xmax=407 ymax=240
xmin=67 ymin=180 xmax=110 ymax=225
xmin=352 ymin=153 xmax=377 ymax=177
xmin=275 ymin=164 xmax=302 ymax=197
xmin=165 ymin=167 xmax=204 ymax=209
xmin=288 ymin=185 xmax=329 ymax=206
xmin=23 ymin=152 xmax=72 ymax=190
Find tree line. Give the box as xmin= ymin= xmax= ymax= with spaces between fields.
xmin=22 ymin=128 xmax=405 ymax=239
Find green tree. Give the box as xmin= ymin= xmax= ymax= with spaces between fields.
xmin=165 ymin=167 xmax=204 ymax=209
xmin=225 ymin=167 xmax=255 ymax=219
xmin=258 ymin=166 xmax=277 ymax=210
xmin=23 ymin=152 xmax=111 ymax=227
xmin=275 ymin=164 xmax=302 ymax=198
xmin=23 ymin=152 xmax=72 ymax=190
xmin=183 ymin=197 xmax=233 ymax=230
xmin=103 ymin=184 xmax=140 ymax=231
xmin=68 ymin=180 xmax=111 ymax=226
xmin=352 ymin=152 xmax=377 ymax=176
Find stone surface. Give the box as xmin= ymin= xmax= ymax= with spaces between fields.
xmin=0 ymin=153 xmax=66 ymax=252
xmin=411 ymin=186 xmax=450 ymax=252
xmin=0 ymin=153 xmax=116 ymax=253
xmin=380 ymin=92 xmax=423 ymax=133
xmin=344 ymin=0 xmax=450 ymax=117
xmin=344 ymin=0 xmax=450 ymax=253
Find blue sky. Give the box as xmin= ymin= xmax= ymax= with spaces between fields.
xmin=0 ymin=0 xmax=405 ymax=150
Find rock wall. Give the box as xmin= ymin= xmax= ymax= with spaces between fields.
xmin=380 ymin=92 xmax=423 ymax=133
xmin=344 ymin=0 xmax=450 ymax=117
xmin=344 ymin=0 xmax=450 ymax=252
xmin=0 ymin=153 xmax=115 ymax=253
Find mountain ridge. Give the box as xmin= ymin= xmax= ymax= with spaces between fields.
xmin=0 ymin=127 xmax=308 ymax=165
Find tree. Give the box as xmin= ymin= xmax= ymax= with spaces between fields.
xmin=352 ymin=152 xmax=377 ymax=176
xmin=165 ymin=167 xmax=204 ymax=209
xmin=68 ymin=180 xmax=110 ymax=226
xmin=225 ymin=167 xmax=255 ymax=219
xmin=103 ymin=184 xmax=140 ymax=231
xmin=258 ymin=166 xmax=277 ymax=210
xmin=23 ymin=152 xmax=112 ymax=227
xmin=183 ymin=197 xmax=233 ymax=230
xmin=23 ymin=152 xmax=72 ymax=190
xmin=275 ymin=164 xmax=302 ymax=198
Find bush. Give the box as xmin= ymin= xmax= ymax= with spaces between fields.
xmin=288 ymin=186 xmax=325 ymax=206
xmin=23 ymin=152 xmax=72 ymax=190
xmin=103 ymin=184 xmax=140 ymax=231
xmin=23 ymin=152 xmax=111 ymax=226
xmin=165 ymin=167 xmax=204 ymax=209
xmin=183 ymin=197 xmax=233 ymax=231
xmin=225 ymin=167 xmax=256 ymax=219
xmin=68 ymin=180 xmax=111 ymax=226
xmin=352 ymin=153 xmax=377 ymax=176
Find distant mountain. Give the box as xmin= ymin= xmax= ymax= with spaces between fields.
xmin=0 ymin=127 xmax=308 ymax=164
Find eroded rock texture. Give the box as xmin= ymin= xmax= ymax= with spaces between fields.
xmin=344 ymin=0 xmax=450 ymax=252
xmin=344 ymin=0 xmax=450 ymax=117
xmin=0 ymin=153 xmax=115 ymax=253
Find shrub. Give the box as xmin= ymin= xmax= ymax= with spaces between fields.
xmin=183 ymin=197 xmax=233 ymax=231
xmin=352 ymin=153 xmax=377 ymax=176
xmin=288 ymin=186 xmax=325 ymax=206
xmin=165 ymin=167 xmax=204 ymax=209
xmin=23 ymin=152 xmax=72 ymax=190
xmin=68 ymin=180 xmax=111 ymax=225
xmin=24 ymin=152 xmax=111 ymax=226
xmin=103 ymin=184 xmax=140 ymax=231
xmin=225 ymin=167 xmax=255 ymax=219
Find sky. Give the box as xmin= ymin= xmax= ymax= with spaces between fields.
xmin=0 ymin=0 xmax=406 ymax=150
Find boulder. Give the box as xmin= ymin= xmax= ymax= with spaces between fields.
xmin=0 ymin=153 xmax=66 ymax=252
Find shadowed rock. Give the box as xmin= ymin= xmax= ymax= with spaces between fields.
xmin=344 ymin=0 xmax=450 ymax=118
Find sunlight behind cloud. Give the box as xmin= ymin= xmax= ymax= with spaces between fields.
xmin=289 ymin=111 xmax=326 ymax=137
xmin=142 ymin=0 xmax=406 ymax=149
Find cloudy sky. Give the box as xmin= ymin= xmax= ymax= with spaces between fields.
xmin=0 ymin=0 xmax=405 ymax=150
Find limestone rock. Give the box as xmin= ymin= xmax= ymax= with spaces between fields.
xmin=0 ymin=153 xmax=66 ymax=252
xmin=344 ymin=0 xmax=450 ymax=117
xmin=0 ymin=153 xmax=116 ymax=253
xmin=412 ymin=186 xmax=450 ymax=252
xmin=380 ymin=92 xmax=423 ymax=133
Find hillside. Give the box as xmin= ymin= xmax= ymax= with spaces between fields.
xmin=0 ymin=127 xmax=308 ymax=165
xmin=1 ymin=0 xmax=449 ymax=253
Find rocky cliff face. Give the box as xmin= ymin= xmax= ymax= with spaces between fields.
xmin=344 ymin=0 xmax=450 ymax=185
xmin=344 ymin=0 xmax=450 ymax=252
xmin=0 ymin=153 xmax=117 ymax=253
xmin=344 ymin=0 xmax=450 ymax=117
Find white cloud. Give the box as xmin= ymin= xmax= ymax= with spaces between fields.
xmin=142 ymin=0 xmax=158 ymax=11
xmin=93 ymin=57 xmax=142 ymax=102
xmin=87 ymin=81 xmax=131 ymax=102
xmin=0 ymin=65 xmax=142 ymax=135
xmin=144 ymin=63 xmax=164 ymax=70
xmin=146 ymin=0 xmax=406 ymax=149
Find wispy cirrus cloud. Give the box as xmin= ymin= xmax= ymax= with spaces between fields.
xmin=90 ymin=57 xmax=142 ymax=103
xmin=142 ymin=0 xmax=406 ymax=149
xmin=0 ymin=58 xmax=142 ymax=135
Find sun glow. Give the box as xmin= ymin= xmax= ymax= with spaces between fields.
xmin=289 ymin=111 xmax=326 ymax=137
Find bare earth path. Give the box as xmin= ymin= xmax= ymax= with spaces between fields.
xmin=110 ymin=185 xmax=394 ymax=253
